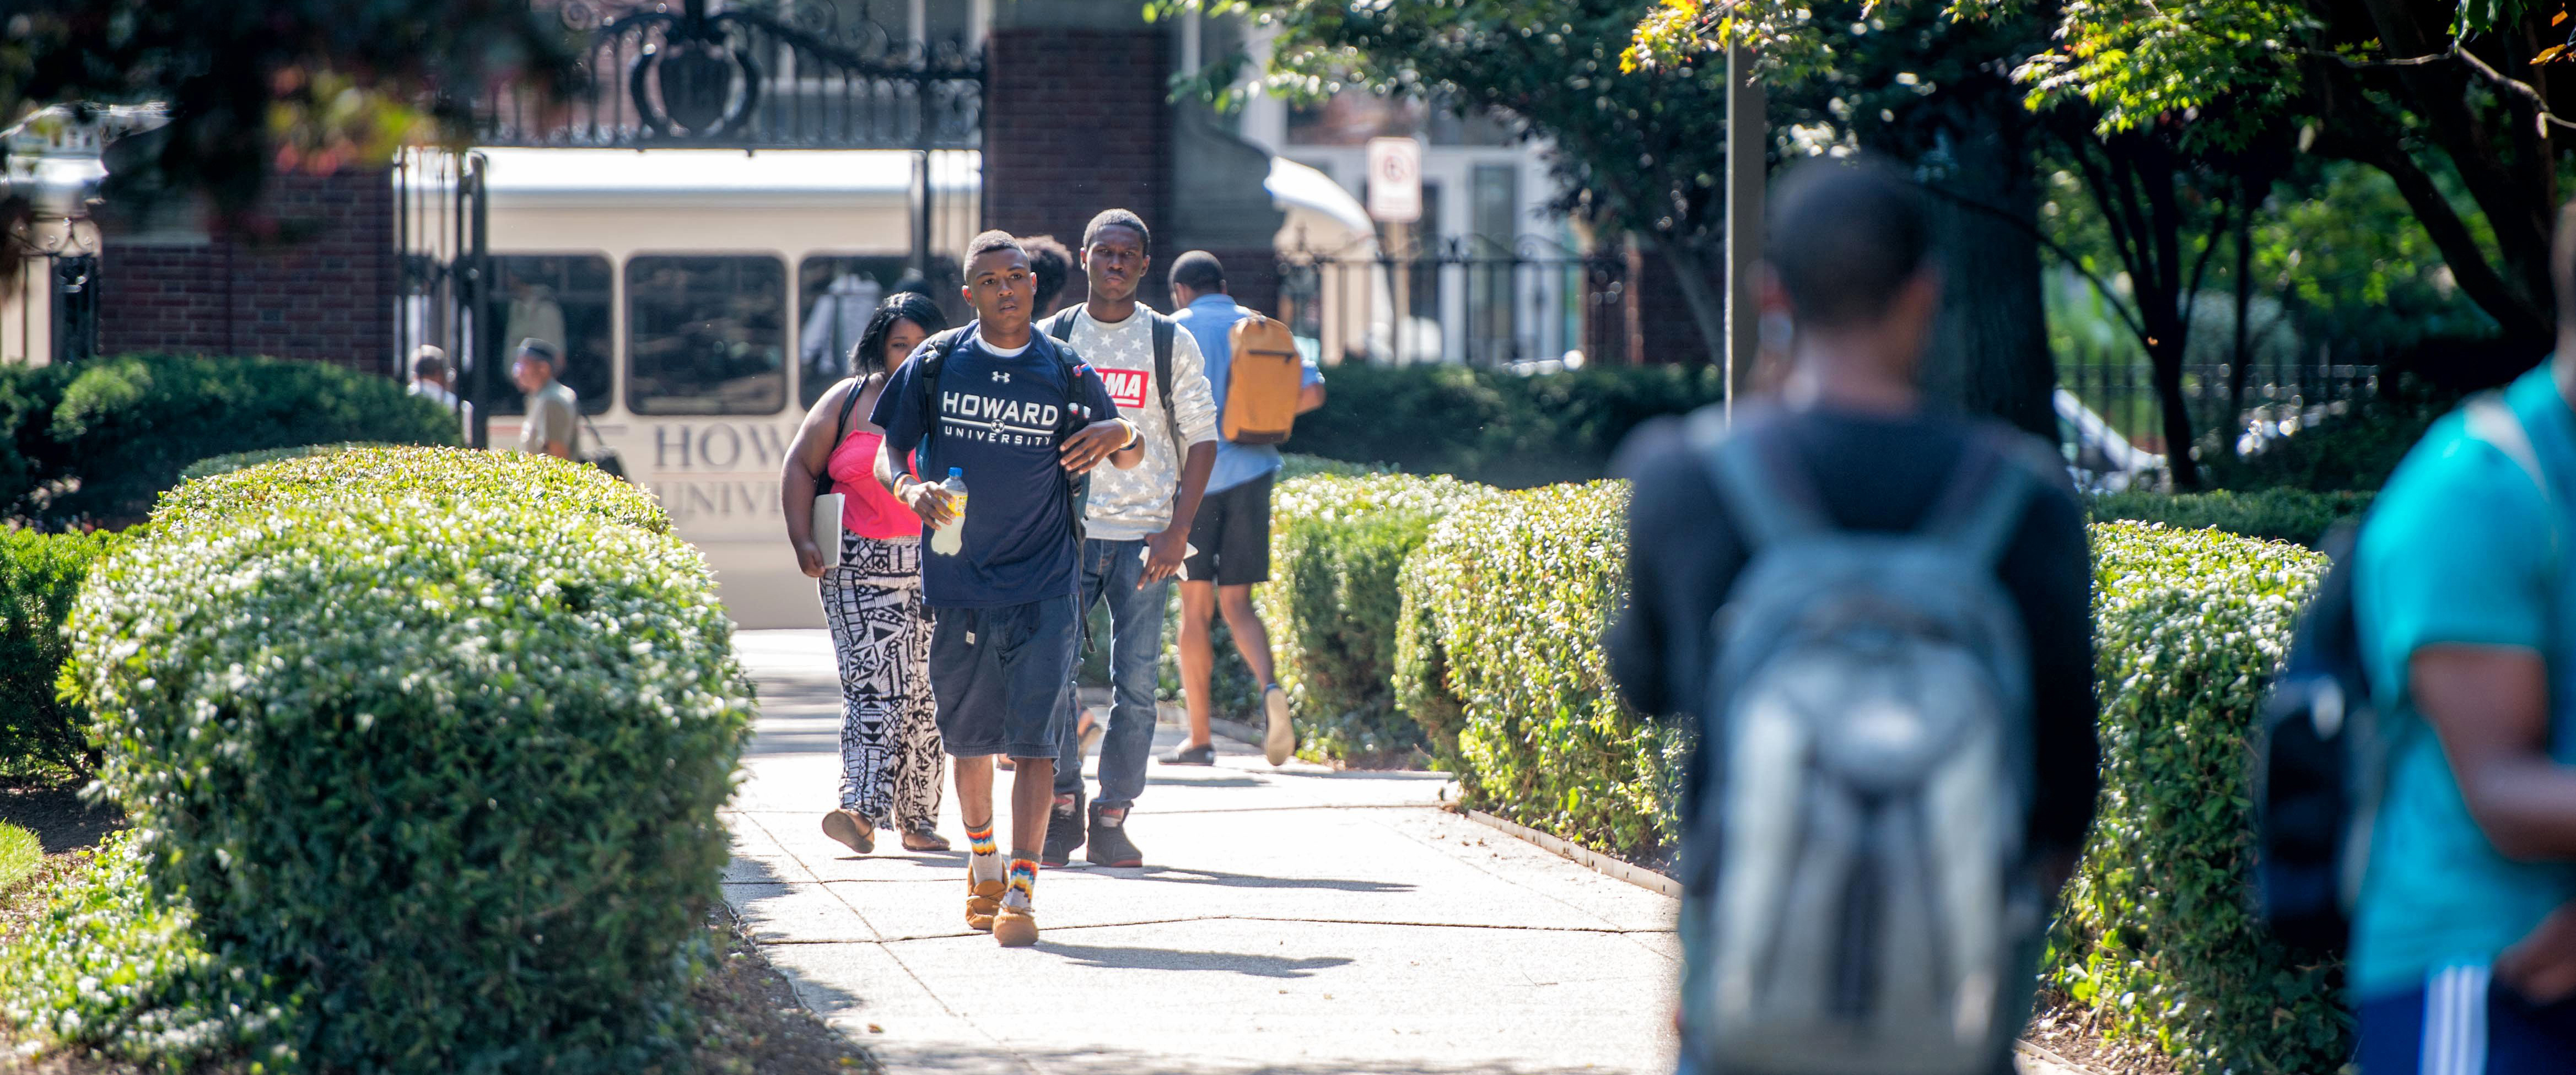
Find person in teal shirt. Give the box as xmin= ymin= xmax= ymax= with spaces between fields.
xmin=2352 ymin=308 xmax=2576 ymax=1066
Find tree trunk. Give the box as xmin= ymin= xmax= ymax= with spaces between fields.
xmin=1916 ymin=99 xmax=2057 ymax=442
xmin=2225 ymin=191 xmax=2256 ymax=461
xmin=1651 ymin=237 xmax=1733 ymax=375
xmin=2149 ymin=325 xmax=2204 ymax=489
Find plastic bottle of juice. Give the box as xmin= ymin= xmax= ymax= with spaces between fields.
xmin=929 ymin=468 xmax=968 ymax=555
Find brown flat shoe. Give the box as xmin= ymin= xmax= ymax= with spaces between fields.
xmin=821 ymin=809 xmax=874 ymax=855
xmin=902 ymin=830 xmax=951 ymax=852
xmin=966 ymin=878 xmax=1005 ymax=932
xmin=993 ymin=903 xmax=1039 ymax=947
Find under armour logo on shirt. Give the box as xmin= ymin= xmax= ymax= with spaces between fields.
xmin=991 ymin=371 xmax=1011 ymax=383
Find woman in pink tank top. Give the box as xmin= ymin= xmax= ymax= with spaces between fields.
xmin=782 ymin=291 xmax=951 ymax=853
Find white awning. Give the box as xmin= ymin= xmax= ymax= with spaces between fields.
xmin=1265 ymin=156 xmax=1376 ymax=249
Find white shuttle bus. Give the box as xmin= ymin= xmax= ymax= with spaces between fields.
xmin=457 ymin=147 xmax=977 ymax=629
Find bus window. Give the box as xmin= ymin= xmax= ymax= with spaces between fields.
xmin=797 ymin=255 xmax=912 ymax=408
xmin=627 ymin=255 xmax=788 ymax=415
xmin=489 ymin=254 xmax=613 ymax=415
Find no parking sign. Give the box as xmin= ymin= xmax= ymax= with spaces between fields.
xmin=1366 ymin=136 xmax=1422 ymax=224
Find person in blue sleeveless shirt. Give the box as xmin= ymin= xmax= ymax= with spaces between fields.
xmin=871 ymin=231 xmax=1143 ymax=948
xmin=2349 ymin=202 xmax=2576 ymax=1072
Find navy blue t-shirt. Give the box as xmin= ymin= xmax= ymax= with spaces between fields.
xmin=870 ymin=325 xmax=1121 ymax=609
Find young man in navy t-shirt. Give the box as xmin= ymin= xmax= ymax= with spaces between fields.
xmin=872 ymin=231 xmax=1144 ymax=947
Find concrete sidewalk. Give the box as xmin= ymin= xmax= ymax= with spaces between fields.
xmin=724 ymin=630 xmax=1682 ymax=1075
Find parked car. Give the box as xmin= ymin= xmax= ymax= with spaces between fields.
xmin=2056 ymin=388 xmax=2167 ymax=492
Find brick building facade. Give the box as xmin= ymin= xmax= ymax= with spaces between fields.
xmin=99 ymin=170 xmax=395 ymax=375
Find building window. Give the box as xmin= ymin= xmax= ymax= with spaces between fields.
xmin=492 ymin=253 xmax=614 ymax=415
xmin=627 ymin=254 xmax=788 ymax=415
xmin=796 ymin=255 xmax=914 ymax=408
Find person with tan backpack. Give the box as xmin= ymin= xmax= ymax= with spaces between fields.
xmin=1162 ymin=251 xmax=1327 ymax=768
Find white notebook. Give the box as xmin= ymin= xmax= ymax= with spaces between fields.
xmin=811 ymin=494 xmax=847 ymax=569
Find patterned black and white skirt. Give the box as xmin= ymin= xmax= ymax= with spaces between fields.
xmin=818 ymin=533 xmax=942 ymax=831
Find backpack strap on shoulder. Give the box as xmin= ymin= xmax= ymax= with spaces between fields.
xmin=1150 ymin=311 xmax=1177 ymax=424
xmin=1926 ymin=430 xmax=2040 ymax=567
xmin=912 ymin=327 xmax=971 ymax=464
xmin=2465 ymin=390 xmax=2562 ymax=563
xmin=1042 ymin=307 xmax=1081 ymax=343
xmin=1686 ymin=406 xmax=1830 ymax=549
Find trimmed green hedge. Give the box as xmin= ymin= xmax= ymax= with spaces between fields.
xmin=25 ymin=448 xmax=751 ymax=1072
xmin=1289 ymin=364 xmax=1728 ymax=488
xmin=2044 ymin=523 xmax=2343 ymax=1071
xmin=177 ymin=441 xmax=383 ymax=483
xmin=1262 ymin=473 xmax=1498 ymax=765
xmin=1397 ymin=481 xmax=1686 ymax=856
xmin=154 ymin=444 xmax=668 ymax=534
xmin=0 ymin=823 xmax=35 ymax=892
xmin=1 ymin=354 xmax=459 ymax=523
xmin=2088 ymin=488 xmax=2373 ymax=548
xmin=0 ymin=527 xmax=126 ymax=772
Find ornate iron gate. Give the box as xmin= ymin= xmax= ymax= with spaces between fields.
xmin=474 ymin=0 xmax=983 ymax=283
xmin=392 ymin=150 xmax=494 ymax=445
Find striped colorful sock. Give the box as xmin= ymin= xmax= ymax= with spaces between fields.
xmin=964 ymin=821 xmax=996 ymax=858
xmin=1006 ymin=857 xmax=1037 ymax=906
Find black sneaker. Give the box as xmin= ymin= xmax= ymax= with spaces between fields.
xmin=1039 ymin=790 xmax=1085 ymax=867
xmin=1160 ymin=742 xmax=1216 ymax=766
xmin=1086 ymin=803 xmax=1143 ymax=867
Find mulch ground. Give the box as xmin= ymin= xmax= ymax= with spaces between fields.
xmin=2023 ymin=1003 xmax=2190 ymax=1075
xmin=0 ymin=772 xmax=879 ymax=1075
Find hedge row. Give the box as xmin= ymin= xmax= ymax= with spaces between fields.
xmin=2088 ymin=488 xmax=2373 ymax=547
xmin=6 ymin=447 xmax=751 ymax=1072
xmin=1396 ymin=481 xmax=1685 ymax=853
xmin=1261 ymin=473 xmax=1497 ymax=764
xmin=0 ymin=527 xmax=124 ymax=771
xmin=1 ymin=354 xmax=459 ymax=524
xmin=2045 ymin=523 xmax=2342 ymax=1071
xmin=1287 ymin=364 xmax=1728 ymax=488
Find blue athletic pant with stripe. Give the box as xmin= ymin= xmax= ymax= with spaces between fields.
xmin=2357 ymin=964 xmax=2576 ymax=1075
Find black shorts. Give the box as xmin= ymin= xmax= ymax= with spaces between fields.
xmin=928 ymin=595 xmax=1079 ymax=759
xmin=1184 ymin=472 xmax=1273 ymax=587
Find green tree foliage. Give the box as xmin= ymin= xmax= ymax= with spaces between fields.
xmin=1636 ymin=0 xmax=2570 ymax=352
xmin=1 ymin=0 xmax=573 ymax=276
xmin=1153 ymin=1 xmax=1737 ymax=358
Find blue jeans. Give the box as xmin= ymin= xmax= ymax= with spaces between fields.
xmin=1056 ymin=537 xmax=1169 ymax=809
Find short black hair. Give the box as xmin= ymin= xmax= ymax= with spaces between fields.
xmin=1084 ymin=208 xmax=1150 ymax=255
xmin=1022 ymin=234 xmax=1074 ymax=312
xmin=409 ymin=345 xmax=448 ymax=380
xmin=1763 ymin=158 xmax=1933 ymax=330
xmin=1168 ymin=250 xmax=1226 ymax=294
xmin=851 ymin=291 xmax=951 ymax=377
xmin=513 ymin=337 xmax=562 ymax=366
xmin=962 ymin=230 xmax=1026 ymax=276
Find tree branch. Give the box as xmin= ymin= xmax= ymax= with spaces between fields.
xmin=1914 ymin=181 xmax=2151 ymax=347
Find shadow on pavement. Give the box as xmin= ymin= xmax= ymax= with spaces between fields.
xmin=1033 ymin=942 xmax=1353 ymax=977
xmin=1131 ymin=865 xmax=1415 ymax=894
xmin=874 ymin=1045 xmax=1629 ymax=1074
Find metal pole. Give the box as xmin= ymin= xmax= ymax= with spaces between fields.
xmin=466 ymin=153 xmax=494 ymax=451
xmin=1723 ymin=45 xmax=1766 ymax=416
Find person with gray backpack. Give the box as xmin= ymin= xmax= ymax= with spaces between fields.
xmin=1607 ymin=159 xmax=2100 ymax=1075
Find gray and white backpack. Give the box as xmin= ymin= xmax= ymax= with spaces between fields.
xmin=1681 ymin=410 xmax=2046 ymax=1075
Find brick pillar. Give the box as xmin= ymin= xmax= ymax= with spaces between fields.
xmin=100 ymin=169 xmax=396 ymax=375
xmin=982 ymin=28 xmax=1172 ymax=309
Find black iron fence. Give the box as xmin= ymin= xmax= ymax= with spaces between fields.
xmin=2058 ymin=340 xmax=2379 ymax=457
xmin=1278 ymin=236 xmax=1629 ymax=368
